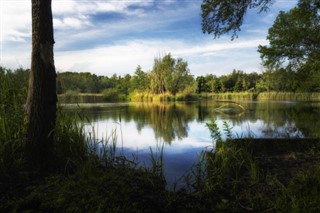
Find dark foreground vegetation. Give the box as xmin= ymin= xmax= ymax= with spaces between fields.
xmin=1 ymin=69 xmax=320 ymax=212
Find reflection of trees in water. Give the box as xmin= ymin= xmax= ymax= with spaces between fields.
xmin=72 ymin=103 xmax=197 ymax=144
xmin=135 ymin=103 xmax=194 ymax=144
xmin=66 ymin=101 xmax=320 ymax=141
xmin=228 ymin=102 xmax=320 ymax=138
xmin=199 ymin=101 xmax=320 ymax=138
xmin=253 ymin=102 xmax=320 ymax=138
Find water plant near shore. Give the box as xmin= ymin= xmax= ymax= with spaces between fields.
xmin=197 ymin=119 xmax=320 ymax=212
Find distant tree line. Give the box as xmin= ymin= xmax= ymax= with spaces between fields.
xmin=56 ymin=54 xmax=196 ymax=97
xmin=2 ymin=54 xmax=320 ymax=102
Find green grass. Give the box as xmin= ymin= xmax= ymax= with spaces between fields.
xmin=0 ymin=71 xmax=26 ymax=175
xmin=257 ymin=92 xmax=320 ymax=101
xmin=198 ymin=119 xmax=320 ymax=212
xmin=129 ymin=91 xmax=199 ymax=102
xmin=58 ymin=91 xmax=320 ymax=103
xmin=205 ymin=92 xmax=257 ymax=101
xmin=58 ymin=93 xmax=105 ymax=103
xmin=7 ymin=163 xmax=168 ymax=213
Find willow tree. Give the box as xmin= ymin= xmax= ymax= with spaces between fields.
xmin=150 ymin=54 xmax=192 ymax=95
xmin=25 ymin=0 xmax=57 ymax=168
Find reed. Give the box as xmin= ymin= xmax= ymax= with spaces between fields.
xmin=257 ymin=92 xmax=320 ymax=101
xmin=149 ymin=141 xmax=165 ymax=179
xmin=129 ymin=91 xmax=153 ymax=102
xmin=58 ymin=93 xmax=105 ymax=103
xmin=54 ymin=107 xmax=88 ymax=173
xmin=130 ymin=91 xmax=199 ymax=102
xmin=0 ymin=71 xmax=26 ymax=174
xmin=206 ymin=92 xmax=256 ymax=101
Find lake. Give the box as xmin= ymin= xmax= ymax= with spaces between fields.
xmin=62 ymin=100 xmax=320 ymax=188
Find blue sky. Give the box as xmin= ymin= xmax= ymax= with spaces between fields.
xmin=1 ymin=0 xmax=297 ymax=76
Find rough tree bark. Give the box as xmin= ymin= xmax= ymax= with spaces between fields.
xmin=25 ymin=0 xmax=57 ymax=169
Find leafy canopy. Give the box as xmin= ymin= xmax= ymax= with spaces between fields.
xmin=258 ymin=3 xmax=320 ymax=71
xmin=201 ymin=0 xmax=273 ymax=39
xmin=201 ymin=0 xmax=320 ymax=39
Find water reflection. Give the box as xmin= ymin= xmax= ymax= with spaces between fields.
xmin=62 ymin=101 xmax=320 ymax=187
xmin=63 ymin=101 xmax=320 ymax=143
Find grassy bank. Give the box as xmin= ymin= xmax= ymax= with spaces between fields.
xmin=129 ymin=92 xmax=198 ymax=102
xmin=257 ymin=92 xmax=320 ymax=101
xmin=200 ymin=119 xmax=320 ymax=212
xmin=201 ymin=92 xmax=257 ymax=101
xmin=3 ymin=132 xmax=320 ymax=212
xmin=200 ymin=138 xmax=320 ymax=212
xmin=58 ymin=92 xmax=127 ymax=103
xmin=201 ymin=91 xmax=320 ymax=101
xmin=58 ymin=91 xmax=320 ymax=103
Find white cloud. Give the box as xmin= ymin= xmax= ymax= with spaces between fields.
xmin=54 ymin=38 xmax=267 ymax=76
xmin=53 ymin=16 xmax=91 ymax=30
xmin=52 ymin=0 xmax=153 ymax=17
xmin=1 ymin=1 xmax=31 ymax=42
xmin=0 ymin=0 xmax=274 ymax=76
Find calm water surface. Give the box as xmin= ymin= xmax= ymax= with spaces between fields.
xmin=63 ymin=101 xmax=320 ymax=188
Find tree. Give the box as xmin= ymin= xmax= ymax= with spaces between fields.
xmin=25 ymin=0 xmax=57 ymax=168
xmin=201 ymin=0 xmax=273 ymax=39
xmin=116 ymin=74 xmax=132 ymax=95
xmin=150 ymin=54 xmax=192 ymax=95
xmin=196 ymin=76 xmax=209 ymax=93
xmin=130 ymin=65 xmax=149 ymax=92
xmin=258 ymin=3 xmax=320 ymax=91
xmin=201 ymin=0 xmax=320 ymax=92
xmin=201 ymin=0 xmax=320 ymax=39
xmin=258 ymin=5 xmax=320 ymax=71
xmin=165 ymin=58 xmax=191 ymax=95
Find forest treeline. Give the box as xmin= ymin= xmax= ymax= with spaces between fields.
xmin=2 ymin=53 xmax=320 ymax=102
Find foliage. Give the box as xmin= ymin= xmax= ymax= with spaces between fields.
xmin=9 ymin=165 xmax=167 ymax=213
xmin=258 ymin=4 xmax=320 ymax=71
xmin=201 ymin=0 xmax=273 ymax=39
xmin=130 ymin=65 xmax=150 ymax=92
xmin=199 ymin=119 xmax=320 ymax=211
xmin=54 ymin=107 xmax=88 ymax=172
xmin=150 ymin=54 xmax=194 ymax=95
xmin=0 ymin=67 xmax=27 ymax=175
xmin=276 ymin=165 xmax=320 ymax=213
xmin=201 ymin=0 xmax=320 ymax=39
xmin=57 ymin=72 xmax=100 ymax=94
xmin=149 ymin=142 xmax=165 ymax=179
xmin=201 ymin=0 xmax=320 ymax=93
xmin=257 ymin=2 xmax=320 ymax=92
xmin=196 ymin=76 xmax=209 ymax=94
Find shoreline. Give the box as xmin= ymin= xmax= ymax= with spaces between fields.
xmin=58 ymin=91 xmax=320 ymax=103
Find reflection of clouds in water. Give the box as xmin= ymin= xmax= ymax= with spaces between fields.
xmin=85 ymin=120 xmax=213 ymax=152
xmin=261 ymin=121 xmax=304 ymax=138
xmin=85 ymin=118 xmax=212 ymax=190
xmin=210 ymin=119 xmax=304 ymax=139
xmin=231 ymin=120 xmax=265 ymax=138
xmin=74 ymin=101 xmax=320 ymax=188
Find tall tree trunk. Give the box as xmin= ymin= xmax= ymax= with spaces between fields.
xmin=25 ymin=0 xmax=57 ymax=169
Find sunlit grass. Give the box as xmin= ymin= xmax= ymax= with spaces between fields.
xmin=258 ymin=92 xmax=320 ymax=101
